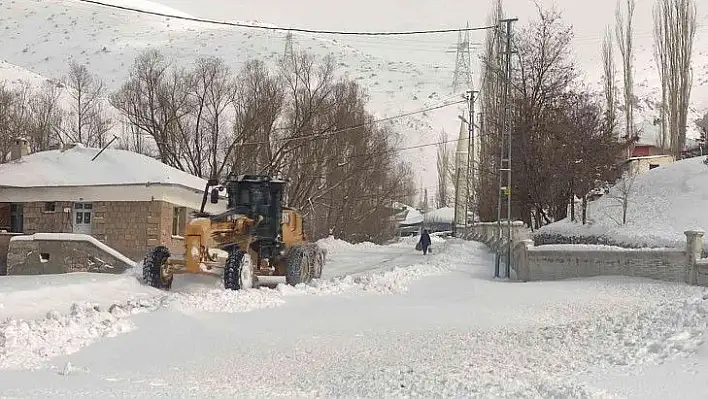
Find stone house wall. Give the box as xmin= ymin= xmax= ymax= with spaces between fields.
xmin=11 ymin=200 xmax=191 ymax=262
xmin=23 ymin=201 xmax=74 ymax=234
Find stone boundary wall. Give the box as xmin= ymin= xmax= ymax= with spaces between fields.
xmin=0 ymin=232 xmax=23 ymax=276
xmin=532 ymin=232 xmax=644 ymax=249
xmin=510 ymin=231 xmax=707 ymax=285
xmin=6 ymin=233 xmax=135 ymax=276
xmin=463 ymin=221 xmax=531 ymax=250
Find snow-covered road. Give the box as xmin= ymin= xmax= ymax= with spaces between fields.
xmin=1 ymin=237 xmax=708 ymax=397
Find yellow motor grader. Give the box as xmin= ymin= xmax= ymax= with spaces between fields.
xmin=141 ymin=175 xmax=326 ymax=290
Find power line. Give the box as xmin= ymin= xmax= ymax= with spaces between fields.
xmin=75 ymin=0 xmax=497 ymax=36
xmin=141 ymin=98 xmax=467 ymax=147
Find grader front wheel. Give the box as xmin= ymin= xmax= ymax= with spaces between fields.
xmin=224 ymin=248 xmax=255 ymax=290
xmin=143 ymin=246 xmax=173 ymax=290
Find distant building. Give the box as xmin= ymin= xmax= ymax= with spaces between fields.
xmin=624 ymin=154 xmax=675 ymax=175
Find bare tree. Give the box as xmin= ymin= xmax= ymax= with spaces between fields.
xmin=435 ymin=129 xmax=451 ymax=208
xmin=615 ymin=0 xmax=636 ymax=147
xmin=0 ymin=80 xmax=63 ymax=161
xmin=60 ymin=61 xmax=113 ymax=147
xmin=111 ymin=50 xmax=192 ymax=169
xmin=607 ymin=169 xmax=638 ymax=225
xmin=653 ymin=0 xmax=697 ymax=158
xmin=477 ymin=0 xmax=505 ymax=221
xmin=602 ymin=26 xmax=618 ymax=138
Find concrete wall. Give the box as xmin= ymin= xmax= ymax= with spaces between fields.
xmin=7 ymin=235 xmax=134 ymax=275
xmin=509 ymin=231 xmax=707 ymax=285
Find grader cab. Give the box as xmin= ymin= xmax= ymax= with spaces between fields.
xmin=142 ymin=175 xmax=326 ymax=290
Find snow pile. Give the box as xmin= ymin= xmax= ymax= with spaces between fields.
xmin=538 ymin=157 xmax=708 ymax=248
xmin=0 ymin=273 xmax=159 ymax=321
xmin=0 ymin=298 xmax=163 ymax=370
xmin=316 ymin=236 xmax=379 ymax=252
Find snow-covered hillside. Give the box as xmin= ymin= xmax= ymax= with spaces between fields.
xmin=539 ymin=156 xmax=708 ymax=248
xmin=1 ymin=0 xmax=706 ymax=191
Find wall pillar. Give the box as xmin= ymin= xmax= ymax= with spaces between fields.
xmin=685 ymin=230 xmax=704 ymax=285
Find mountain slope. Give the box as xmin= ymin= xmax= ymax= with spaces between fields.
xmin=1 ymin=0 xmax=706 ymax=193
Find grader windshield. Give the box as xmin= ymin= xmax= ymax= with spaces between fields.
xmin=225 ymin=175 xmax=285 ymax=256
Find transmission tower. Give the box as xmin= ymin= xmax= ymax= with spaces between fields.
xmin=448 ymin=22 xmax=476 ymax=92
xmin=283 ymin=32 xmax=295 ymax=61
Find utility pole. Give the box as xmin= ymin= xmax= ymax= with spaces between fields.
xmin=464 ymin=90 xmax=478 ymax=232
xmin=494 ymin=17 xmax=518 ymax=279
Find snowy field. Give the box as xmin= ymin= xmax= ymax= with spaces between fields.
xmin=1 ymin=236 xmax=708 ymax=397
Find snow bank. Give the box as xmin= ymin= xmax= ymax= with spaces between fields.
xmin=0 ymin=273 xmax=165 ymax=369
xmin=0 ymin=298 xmax=164 ymax=370
xmin=539 ymin=157 xmax=708 ymax=248
xmin=316 ymin=236 xmax=379 ymax=252
xmin=0 ymin=273 xmax=158 ymax=320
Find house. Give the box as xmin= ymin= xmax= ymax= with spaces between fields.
xmin=624 ymin=154 xmax=675 ymax=175
xmin=0 ymin=139 xmax=226 ymax=261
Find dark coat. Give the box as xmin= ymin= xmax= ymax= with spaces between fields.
xmin=419 ymin=232 xmax=431 ymax=247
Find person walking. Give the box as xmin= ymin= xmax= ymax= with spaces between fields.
xmin=419 ymin=229 xmax=431 ymax=255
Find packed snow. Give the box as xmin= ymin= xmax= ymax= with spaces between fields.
xmin=1 ymin=236 xmax=708 ymax=397
xmin=539 ymin=156 xmax=708 ymax=248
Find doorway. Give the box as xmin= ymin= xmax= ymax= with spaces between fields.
xmin=72 ymin=202 xmax=93 ymax=234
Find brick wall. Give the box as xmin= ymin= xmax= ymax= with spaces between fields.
xmin=7 ymin=237 xmax=133 ymax=275
xmin=23 ymin=201 xmax=73 ymax=234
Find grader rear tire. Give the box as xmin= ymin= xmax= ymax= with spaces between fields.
xmin=224 ymin=248 xmax=254 ymax=290
xmin=142 ymin=246 xmax=173 ymax=290
xmin=285 ymin=246 xmax=313 ymax=286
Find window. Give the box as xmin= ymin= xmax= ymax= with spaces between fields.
xmin=43 ymin=202 xmax=56 ymax=212
xmin=172 ymin=207 xmax=186 ymax=236
xmin=10 ymin=203 xmax=23 ymax=233
xmin=649 ymin=164 xmax=660 ymax=170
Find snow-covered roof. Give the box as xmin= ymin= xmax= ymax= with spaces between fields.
xmin=0 ymin=144 xmax=226 ymax=212
xmin=625 ymin=154 xmax=674 ymax=162
xmin=424 ymin=207 xmax=454 ymax=224
xmin=401 ymin=206 xmax=424 ymax=226
xmin=0 ymin=144 xmax=207 ymax=191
